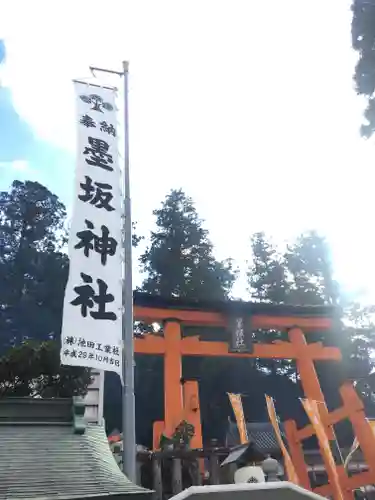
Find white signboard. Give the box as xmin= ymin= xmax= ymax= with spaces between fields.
xmin=61 ymin=81 xmax=122 ymax=375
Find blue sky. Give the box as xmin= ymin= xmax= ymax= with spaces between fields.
xmin=0 ymin=39 xmax=73 ymax=202
xmin=1 ymin=1 xmax=375 ymax=301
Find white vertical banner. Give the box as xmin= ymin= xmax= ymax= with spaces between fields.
xmin=60 ymin=82 xmax=123 ymax=376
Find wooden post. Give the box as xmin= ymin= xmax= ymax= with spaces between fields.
xmin=340 ymin=383 xmax=375 ymax=476
xmin=164 ymin=321 xmax=184 ymax=437
xmin=183 ymin=381 xmax=203 ymax=450
xmin=172 ymin=458 xmax=183 ymax=494
xmin=191 ymin=459 xmax=202 ymax=485
xmin=153 ymin=421 xmax=165 ymax=450
xmin=152 ymin=456 xmax=163 ymax=500
xmin=134 ymin=301 xmax=338 ymax=459
xmin=289 ymin=328 xmax=333 ymax=439
xmin=209 ymin=440 xmax=220 ymax=485
xmin=337 ymin=465 xmax=354 ymax=500
xmin=284 ymin=419 xmax=310 ymax=489
xmin=136 ymin=456 xmax=143 ymax=486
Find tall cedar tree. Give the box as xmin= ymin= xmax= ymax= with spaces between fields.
xmin=140 ymin=189 xmax=235 ymax=300
xmin=132 ymin=189 xmax=237 ymax=445
xmin=247 ymin=232 xmax=293 ymax=376
xmin=351 ymin=0 xmax=375 ymax=137
xmin=134 ymin=192 xmax=309 ymax=443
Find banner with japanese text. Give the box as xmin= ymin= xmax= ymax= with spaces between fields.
xmin=60 ymin=82 xmax=122 ymax=375
xmin=228 ymin=393 xmax=248 ymax=444
xmin=265 ymin=395 xmax=299 ymax=485
xmin=301 ymin=399 xmax=344 ymax=500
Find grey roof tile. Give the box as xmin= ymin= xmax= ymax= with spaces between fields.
xmin=226 ymin=421 xmax=285 ymax=451
xmin=0 ymin=421 xmax=150 ymax=499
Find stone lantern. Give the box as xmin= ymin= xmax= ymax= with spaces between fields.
xmin=262 ymin=455 xmax=281 ymax=482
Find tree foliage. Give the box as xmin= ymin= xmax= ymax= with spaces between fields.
xmin=1 ymin=178 xmax=375 ymax=449
xmin=0 ymin=180 xmax=66 ymax=254
xmin=140 ymin=189 xmax=236 ymax=300
xmin=351 ymin=0 xmax=375 ymax=137
xmin=0 ymin=180 xmax=69 ymax=346
xmin=0 ymin=339 xmax=91 ymax=398
xmin=248 ymin=232 xmax=289 ymax=304
xmin=0 ymin=181 xmax=94 ymax=398
xmin=248 ymin=231 xmax=375 ymax=412
xmin=248 ymin=231 xmax=339 ymax=307
xmin=129 ymin=189 xmax=237 ymax=444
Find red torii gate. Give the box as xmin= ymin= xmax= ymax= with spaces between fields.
xmin=133 ymin=293 xmax=340 ymax=448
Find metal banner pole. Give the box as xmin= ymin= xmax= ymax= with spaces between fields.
xmin=121 ymin=60 xmax=136 ymax=483
xmin=89 ymin=62 xmax=136 ymax=482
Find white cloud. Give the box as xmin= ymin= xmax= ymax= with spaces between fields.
xmin=2 ymin=0 xmax=375 ymax=301
xmin=11 ymin=160 xmax=29 ymax=172
xmin=0 ymin=160 xmax=30 ymax=171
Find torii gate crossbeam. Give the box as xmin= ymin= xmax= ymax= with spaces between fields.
xmin=133 ymin=293 xmax=340 ymax=444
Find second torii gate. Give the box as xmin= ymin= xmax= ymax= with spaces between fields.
xmin=133 ymin=292 xmax=340 ymax=448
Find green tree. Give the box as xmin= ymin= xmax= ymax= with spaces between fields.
xmin=283 ymin=232 xmax=375 ymax=394
xmin=247 ymin=232 xmax=292 ymax=375
xmin=248 ymin=232 xmax=289 ymax=304
xmin=0 ymin=180 xmax=143 ymax=348
xmin=351 ymin=0 xmax=375 ymax=137
xmin=0 ymin=180 xmax=69 ymax=346
xmin=140 ymin=189 xmax=236 ymax=300
xmin=131 ymin=189 xmax=237 ymax=445
xmin=341 ymin=302 xmax=375 ymax=402
xmin=0 ymin=339 xmax=91 ymax=398
xmin=247 ymin=230 xmax=375 ymax=418
xmin=284 ymin=231 xmax=339 ymax=306
xmin=248 ymin=230 xmax=339 ymax=307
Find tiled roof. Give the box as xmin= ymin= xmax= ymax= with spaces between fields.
xmin=0 ymin=398 xmax=150 ymax=500
xmin=226 ymin=421 xmax=285 ymax=451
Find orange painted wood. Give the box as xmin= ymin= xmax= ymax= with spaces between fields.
xmin=164 ymin=321 xmax=184 ymax=437
xmin=311 ymin=464 xmax=350 ymax=500
xmin=289 ymin=381 xmax=375 ymax=500
xmin=134 ymin=305 xmax=333 ymax=330
xmin=340 ymin=383 xmax=375 ymax=476
xmin=289 ymin=328 xmax=334 ymax=440
xmin=135 ymin=336 xmax=166 ymax=354
xmin=151 ymin=382 xmax=203 ymax=453
xmin=314 ymin=471 xmax=374 ymax=499
xmin=153 ymin=421 xmax=165 ymax=450
xmin=295 ymin=383 xmax=363 ymax=440
xmin=284 ymin=419 xmax=311 ymax=490
xmin=337 ymin=466 xmax=354 ymax=500
xmin=134 ymin=306 xmax=223 ymax=325
xmin=314 ymin=484 xmax=331 ymax=497
xmin=133 ymin=305 xmax=337 ymax=467
xmin=287 ymin=380 xmax=375 ymax=499
xmin=135 ymin=335 xmax=341 ymax=361
xmin=346 ymin=471 xmax=375 ymax=491
xmin=183 ymin=381 xmax=203 ymax=450
xmin=296 ymin=406 xmax=349 ymax=440
xmin=339 ymin=383 xmax=364 ymax=412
